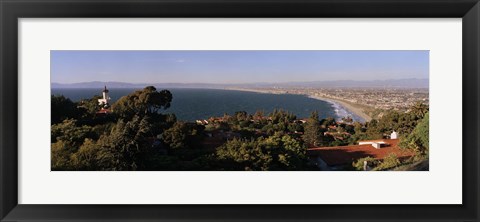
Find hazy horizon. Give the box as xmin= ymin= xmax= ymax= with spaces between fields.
xmin=51 ymin=50 xmax=429 ymax=84
xmin=51 ymin=78 xmax=428 ymax=85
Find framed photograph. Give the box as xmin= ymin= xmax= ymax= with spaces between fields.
xmin=1 ymin=0 xmax=479 ymax=221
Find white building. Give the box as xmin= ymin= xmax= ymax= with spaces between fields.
xmin=358 ymin=140 xmax=386 ymax=146
xmin=391 ymin=131 xmax=398 ymax=139
xmin=97 ymin=86 xmax=111 ymax=107
xmin=358 ymin=140 xmax=387 ymax=149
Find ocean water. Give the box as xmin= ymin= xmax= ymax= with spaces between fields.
xmin=51 ymin=88 xmax=360 ymax=122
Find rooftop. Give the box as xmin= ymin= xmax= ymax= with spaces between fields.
xmin=307 ymin=139 xmax=415 ymax=166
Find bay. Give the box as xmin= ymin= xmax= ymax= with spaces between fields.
xmin=51 ymin=88 xmax=352 ymax=121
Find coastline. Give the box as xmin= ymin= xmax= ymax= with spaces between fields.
xmin=308 ymin=95 xmax=372 ymax=122
xmin=226 ymin=87 xmax=372 ymax=122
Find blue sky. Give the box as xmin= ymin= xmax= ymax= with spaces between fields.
xmin=51 ymin=50 xmax=429 ymax=84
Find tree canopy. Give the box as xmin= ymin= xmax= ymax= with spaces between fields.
xmin=51 ymin=95 xmax=81 ymax=124
xmin=216 ymin=133 xmax=311 ymax=170
xmin=303 ymin=111 xmax=323 ymax=147
xmin=399 ymin=112 xmax=429 ymax=155
xmin=112 ymin=86 xmax=172 ymax=120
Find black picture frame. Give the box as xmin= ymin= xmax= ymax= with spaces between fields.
xmin=1 ymin=0 xmax=479 ymax=221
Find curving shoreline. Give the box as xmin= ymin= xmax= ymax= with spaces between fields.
xmin=307 ymin=95 xmax=372 ymax=122
xmin=225 ymin=88 xmax=373 ymax=122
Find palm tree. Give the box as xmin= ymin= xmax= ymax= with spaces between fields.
xmin=410 ymin=101 xmax=428 ymax=119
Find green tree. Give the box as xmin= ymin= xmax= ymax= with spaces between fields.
xmin=348 ymin=122 xmax=368 ymax=145
xmin=161 ymin=121 xmax=204 ymax=150
xmin=216 ymin=133 xmax=310 ymax=170
xmin=51 ymin=140 xmax=73 ymax=170
xmin=365 ymin=104 xmax=428 ymax=140
xmin=288 ymin=122 xmax=304 ymax=133
xmin=365 ymin=119 xmax=383 ymax=139
xmin=269 ymin=109 xmax=296 ymax=124
xmin=303 ymin=111 xmax=323 ymax=147
xmin=94 ymin=115 xmax=154 ymax=170
xmin=71 ymin=138 xmax=105 ymax=170
xmin=253 ymin=110 xmax=265 ymax=119
xmin=51 ymin=95 xmax=81 ymax=124
xmin=51 ymin=119 xmax=94 ymax=153
xmin=410 ymin=101 xmax=429 ymax=119
xmin=78 ymin=95 xmax=102 ymax=117
xmin=352 ymin=156 xmax=377 ymax=171
xmin=400 ymin=112 xmax=429 ymax=155
xmin=112 ymin=86 xmax=172 ymax=120
xmin=374 ymin=154 xmax=401 ymax=170
xmin=321 ymin=117 xmax=336 ymax=127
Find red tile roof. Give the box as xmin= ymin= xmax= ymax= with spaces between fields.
xmin=358 ymin=139 xmax=389 ymax=143
xmin=307 ymin=139 xmax=414 ymax=166
xmin=96 ymin=109 xmax=110 ymax=114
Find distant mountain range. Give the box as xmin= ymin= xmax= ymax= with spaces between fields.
xmin=51 ymin=78 xmax=429 ymax=89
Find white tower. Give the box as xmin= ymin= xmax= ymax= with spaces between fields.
xmin=97 ymin=85 xmax=111 ymax=107
xmin=390 ymin=131 xmax=398 ymax=139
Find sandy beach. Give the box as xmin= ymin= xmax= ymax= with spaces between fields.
xmin=308 ymin=95 xmax=372 ymax=122
xmin=226 ymin=87 xmax=373 ymax=122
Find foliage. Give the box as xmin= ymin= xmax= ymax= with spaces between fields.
xmin=70 ymin=138 xmax=105 ymax=170
xmin=391 ymin=158 xmax=429 ymax=171
xmin=269 ymin=109 xmax=296 ymax=124
xmin=216 ymin=133 xmax=310 ymax=170
xmin=399 ymin=112 xmax=429 ymax=155
xmin=302 ymin=111 xmax=323 ymax=147
xmin=93 ymin=115 xmax=154 ymax=170
xmin=68 ymin=115 xmax=176 ymax=170
xmin=78 ymin=95 xmax=102 ymax=117
xmin=161 ymin=121 xmax=204 ymax=150
xmin=51 ymin=89 xmax=192 ymax=171
xmin=320 ymin=117 xmax=336 ymax=127
xmin=51 ymin=119 xmax=94 ymax=152
xmin=51 ymin=140 xmax=73 ymax=170
xmin=364 ymin=101 xmax=428 ymax=140
xmin=409 ymin=101 xmax=429 ymax=120
xmin=353 ymin=155 xmax=403 ymax=171
xmin=352 ymin=156 xmax=377 ymax=171
xmin=112 ymin=86 xmax=172 ymax=120
xmin=374 ymin=154 xmax=401 ymax=171
xmin=51 ymin=95 xmax=82 ymax=124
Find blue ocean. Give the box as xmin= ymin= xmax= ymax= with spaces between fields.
xmin=51 ymin=88 xmax=358 ymax=122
